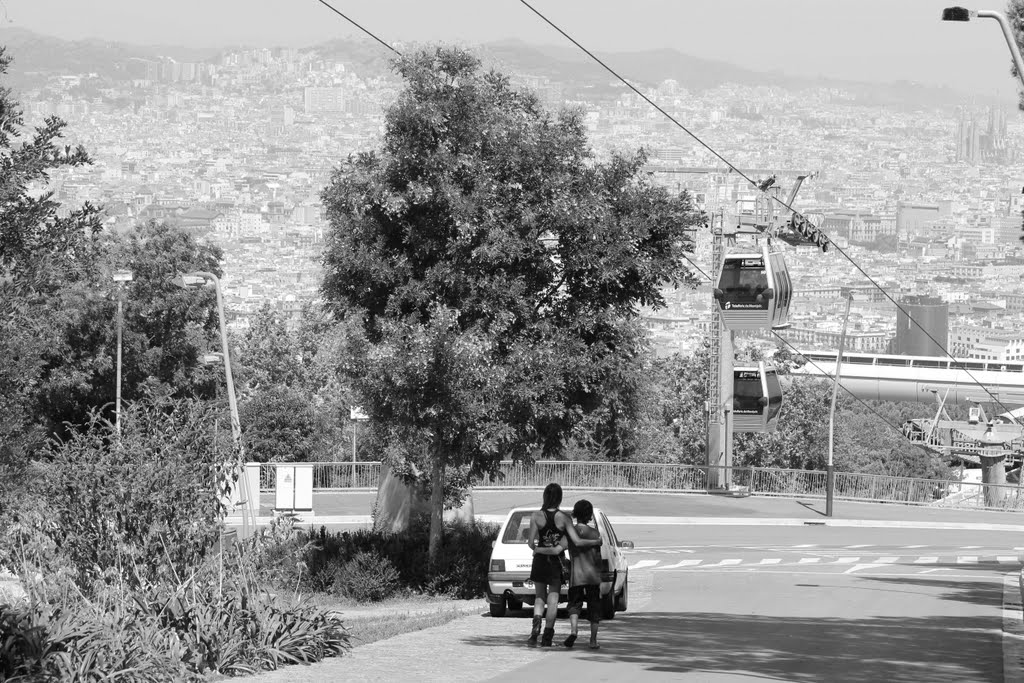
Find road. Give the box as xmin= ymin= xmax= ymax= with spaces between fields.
xmin=486 ymin=525 xmax=1017 ymax=682
xmin=238 ymin=491 xmax=1024 ymax=681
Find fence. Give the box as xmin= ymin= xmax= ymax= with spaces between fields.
xmin=254 ymin=460 xmax=1024 ymax=512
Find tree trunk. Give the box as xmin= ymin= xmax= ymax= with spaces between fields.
xmin=428 ymin=451 xmax=445 ymax=574
xmin=980 ymin=454 xmax=1007 ymax=508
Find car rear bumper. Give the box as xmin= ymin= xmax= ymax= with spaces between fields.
xmin=486 ymin=572 xmax=613 ymax=604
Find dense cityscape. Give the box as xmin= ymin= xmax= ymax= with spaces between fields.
xmin=8 ymin=28 xmax=1024 ymax=364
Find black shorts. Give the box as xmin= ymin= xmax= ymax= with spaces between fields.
xmin=566 ymin=584 xmax=601 ymax=622
xmin=529 ymin=554 xmax=564 ymax=587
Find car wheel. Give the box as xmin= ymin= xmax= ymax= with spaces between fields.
xmin=508 ymin=599 xmax=524 ymax=612
xmin=489 ymin=597 xmax=507 ymax=618
xmin=615 ymin=576 xmax=628 ymax=612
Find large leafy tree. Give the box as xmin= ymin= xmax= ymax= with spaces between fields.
xmin=0 ymin=46 xmax=104 ymax=464
xmin=320 ymin=47 xmax=701 ymax=567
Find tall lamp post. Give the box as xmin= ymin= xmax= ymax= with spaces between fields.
xmin=942 ymin=7 xmax=1024 ymax=90
xmin=112 ymin=269 xmax=133 ymax=434
xmin=826 ymin=293 xmax=853 ymax=517
xmin=170 ymin=271 xmax=240 ymax=446
xmin=171 ymin=271 xmax=254 ymax=537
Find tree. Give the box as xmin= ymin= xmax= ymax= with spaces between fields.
xmin=0 ymin=45 xmax=104 ymax=466
xmin=320 ymin=47 xmax=701 ymax=569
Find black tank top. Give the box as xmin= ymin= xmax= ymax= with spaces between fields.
xmin=537 ymin=509 xmax=561 ymax=548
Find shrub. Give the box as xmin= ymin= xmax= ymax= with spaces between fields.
xmin=331 ymin=551 xmax=401 ymax=602
xmin=0 ymin=548 xmax=351 ymax=680
xmin=33 ymin=394 xmax=235 ymax=589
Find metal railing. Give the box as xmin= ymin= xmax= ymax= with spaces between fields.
xmin=253 ymin=460 xmax=1024 ymax=512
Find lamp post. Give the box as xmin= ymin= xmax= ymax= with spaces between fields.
xmin=112 ymin=269 xmax=133 ymax=434
xmin=826 ymin=293 xmax=853 ymax=517
xmin=942 ymin=7 xmax=1024 ymax=91
xmin=170 ymin=271 xmax=240 ymax=446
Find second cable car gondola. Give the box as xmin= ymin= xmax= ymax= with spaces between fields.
xmin=713 ymin=245 xmax=792 ymax=330
xmin=733 ymin=362 xmax=783 ymax=432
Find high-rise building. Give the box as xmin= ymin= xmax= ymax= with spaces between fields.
xmin=891 ymin=295 xmax=948 ymax=356
xmin=303 ymin=87 xmax=345 ymax=114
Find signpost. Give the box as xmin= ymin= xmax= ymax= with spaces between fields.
xmin=350 ymin=406 xmax=369 ymax=488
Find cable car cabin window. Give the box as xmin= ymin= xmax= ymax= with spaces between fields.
xmin=1005 ymin=364 xmax=1023 ymax=373
xmin=733 ymin=370 xmax=765 ymax=415
xmin=718 ymin=258 xmax=769 ymax=310
xmin=847 ymin=356 xmax=876 ymax=364
xmin=765 ymin=371 xmax=783 ymax=422
xmin=961 ymin=362 xmax=986 ymax=371
xmin=912 ymin=360 xmax=943 ymax=368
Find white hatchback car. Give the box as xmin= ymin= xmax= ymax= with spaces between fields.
xmin=485 ymin=506 xmax=633 ymax=618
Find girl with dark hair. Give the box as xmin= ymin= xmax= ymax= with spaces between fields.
xmin=525 ymin=482 xmax=601 ymax=647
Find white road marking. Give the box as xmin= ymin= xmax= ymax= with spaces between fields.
xmin=657 ymin=559 xmax=702 ymax=569
xmin=793 ymin=544 xmax=817 ymax=548
xmin=998 ymin=556 xmax=1019 ymax=564
xmin=798 ymin=558 xmax=821 ymax=564
xmin=845 ymin=544 xmax=872 ymax=548
xmin=876 ymin=557 xmax=900 ymax=564
xmin=759 ymin=558 xmax=782 ymax=565
xmin=914 ymin=557 xmax=939 ymax=564
xmin=834 ymin=557 xmax=860 ymax=564
xmin=701 ymin=559 xmax=742 ymax=568
xmin=905 ymin=545 xmax=927 ymax=549
xmin=628 ymin=560 xmax=661 ymax=570
xmin=957 ymin=556 xmax=979 ymax=564
xmin=919 ymin=568 xmax=952 ymax=574
xmin=845 ymin=564 xmax=885 ymax=574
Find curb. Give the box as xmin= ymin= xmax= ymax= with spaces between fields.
xmin=227 ymin=515 xmax=1024 ymax=532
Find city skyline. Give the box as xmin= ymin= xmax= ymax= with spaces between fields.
xmin=4 ymin=0 xmax=1024 ymax=100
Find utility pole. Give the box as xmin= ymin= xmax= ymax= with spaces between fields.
xmin=826 ymin=293 xmax=852 ymax=517
xmin=707 ymin=216 xmax=734 ymax=490
xmin=112 ymin=270 xmax=133 ymax=434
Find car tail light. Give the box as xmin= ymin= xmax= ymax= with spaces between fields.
xmin=490 ymin=559 xmax=505 ymax=572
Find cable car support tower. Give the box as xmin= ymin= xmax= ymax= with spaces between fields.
xmin=706 ymin=175 xmax=826 ymax=491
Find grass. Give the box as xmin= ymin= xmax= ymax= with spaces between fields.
xmin=313 ymin=595 xmax=485 ymax=648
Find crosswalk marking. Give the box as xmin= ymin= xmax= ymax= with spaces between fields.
xmin=628 ymin=560 xmax=660 ymax=570
xmin=627 ymin=552 xmax=1023 ymax=571
xmin=845 ymin=544 xmax=872 ymax=548
xmin=658 ymin=559 xmax=701 ymax=569
xmin=793 ymin=544 xmax=816 ymax=548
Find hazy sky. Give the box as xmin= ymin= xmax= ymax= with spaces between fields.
xmin=4 ymin=0 xmax=1023 ymax=97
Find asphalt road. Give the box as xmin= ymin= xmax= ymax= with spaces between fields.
xmin=236 ymin=492 xmax=1024 ymax=681
xmin=488 ymin=525 xmax=1014 ymax=682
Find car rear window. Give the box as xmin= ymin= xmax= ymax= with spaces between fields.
xmin=501 ymin=511 xmax=534 ymax=544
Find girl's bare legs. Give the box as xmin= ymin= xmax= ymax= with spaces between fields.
xmin=527 ymin=582 xmax=547 ymax=644
xmin=544 ymin=588 xmax=559 ymax=630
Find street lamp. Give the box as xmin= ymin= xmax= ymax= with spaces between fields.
xmin=942 ymin=6 xmax=1024 ymax=91
xmin=112 ymin=269 xmax=133 ymax=434
xmin=170 ymin=271 xmax=240 ymax=447
xmin=826 ymin=292 xmax=853 ymax=517
xmin=171 ymin=270 xmax=254 ymax=537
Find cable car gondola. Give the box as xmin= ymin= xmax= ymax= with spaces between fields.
xmin=713 ymin=245 xmax=792 ymax=330
xmin=733 ymin=363 xmax=783 ymax=432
